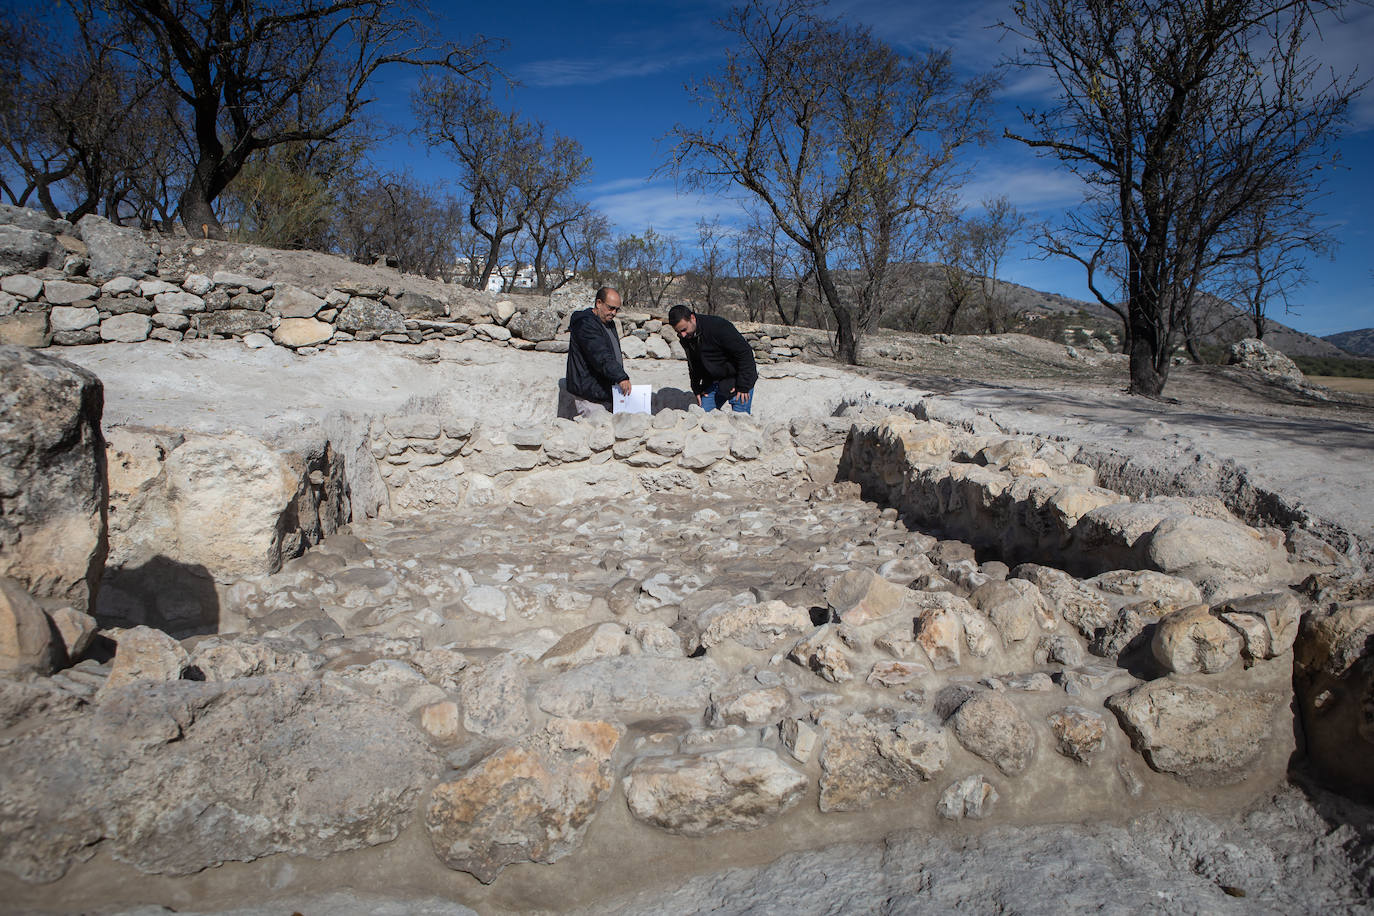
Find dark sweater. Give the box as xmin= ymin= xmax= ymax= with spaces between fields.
xmin=682 ymin=314 xmax=758 ymax=397
xmin=565 ymin=308 xmax=628 ymax=404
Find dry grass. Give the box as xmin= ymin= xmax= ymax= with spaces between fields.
xmin=1309 ymin=376 xmax=1374 ymax=396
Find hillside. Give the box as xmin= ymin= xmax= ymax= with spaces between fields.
xmin=1325 ymin=328 xmax=1374 ymax=357
xmin=881 ymin=264 xmax=1348 ymax=359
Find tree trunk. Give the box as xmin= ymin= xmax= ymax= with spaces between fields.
xmin=815 ymin=263 xmax=859 ymax=364
xmin=1127 ymin=301 xmax=1168 ymax=396
xmin=178 ymin=184 xmax=225 ymax=239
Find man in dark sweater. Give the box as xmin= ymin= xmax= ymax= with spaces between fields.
xmin=667 ymin=305 xmax=759 ymax=414
xmin=565 ymin=287 xmax=632 ymax=416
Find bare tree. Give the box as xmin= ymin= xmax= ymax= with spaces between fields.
xmin=332 ymin=170 xmax=467 ymax=278
xmin=90 ymin=0 xmax=492 ymax=237
xmin=556 ymin=209 xmax=615 ymax=287
xmin=418 ymin=81 xmax=589 ymax=291
xmin=666 ymin=0 xmax=994 ymax=364
xmin=614 ymin=227 xmax=683 ymax=312
xmin=1004 ymin=0 xmax=1361 ymax=395
xmin=692 ymin=217 xmax=729 ymax=314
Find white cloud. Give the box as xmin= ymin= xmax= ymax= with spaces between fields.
xmin=518 ymin=51 xmax=708 ymax=89
xmin=957 ymin=163 xmax=1087 ymax=213
xmin=590 ymin=178 xmax=750 ymax=241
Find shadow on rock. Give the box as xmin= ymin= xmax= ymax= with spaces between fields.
xmin=96 ymin=555 xmax=220 ymax=638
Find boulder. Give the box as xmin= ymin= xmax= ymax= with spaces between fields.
xmin=623 ymin=747 xmax=806 ymax=836
xmin=74 ymin=214 xmax=156 ymax=279
xmin=0 ymin=225 xmax=65 ymax=274
xmin=193 ymin=309 xmax=273 ymax=338
xmin=0 ymin=346 xmax=106 ymax=615
xmin=789 ymin=624 xmax=853 ymax=683
xmin=99 ymin=313 xmax=152 ymax=342
xmin=817 ymin=709 xmax=948 ymax=812
xmin=507 ymin=304 xmax=561 ymax=342
xmin=1106 ymin=679 xmax=1284 ymax=785
xmin=337 ymin=297 xmax=406 ymax=333
xmin=0 ymin=578 xmax=57 ymax=675
xmin=426 ymin=718 xmax=621 ymax=883
xmin=914 ymin=599 xmax=964 ymax=670
xmin=538 ymin=622 xmax=637 ymax=671
xmin=1215 ymin=592 xmax=1301 ymax=660
xmin=1151 ymin=605 xmax=1243 ymax=675
xmin=100 ymin=625 xmax=189 ymax=692
xmin=951 ymin=692 xmax=1036 ymax=776
xmin=269 ymin=284 xmax=325 ymax=318
xmin=0 ymin=203 xmax=69 ymax=234
xmin=396 ymin=290 xmax=448 ymax=319
xmin=1144 ymin=516 xmax=1276 ymax=582
xmin=273 ymin=317 xmax=333 ymax=348
xmin=44 ymin=281 xmax=99 ymax=306
xmin=0 ymin=676 xmax=440 ymax=881
xmin=1228 ymin=338 xmax=1305 ymax=386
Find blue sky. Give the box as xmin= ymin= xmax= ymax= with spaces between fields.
xmin=372 ymin=0 xmax=1374 ymax=337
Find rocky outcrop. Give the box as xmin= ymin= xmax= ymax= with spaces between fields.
xmin=0 ymin=345 xmax=106 ymax=615
xmin=1294 ymin=600 xmax=1374 ymax=800
xmin=1228 ymin=338 xmax=1305 ymax=387
xmin=0 ymin=676 xmax=440 ymax=882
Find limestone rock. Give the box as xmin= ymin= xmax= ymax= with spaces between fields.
xmin=1088 ymin=569 xmax=1203 ymax=610
xmin=397 ymin=290 xmax=448 ymax=319
xmin=789 ymin=624 xmax=853 ymax=683
xmin=0 ymin=312 xmax=50 ymax=347
xmin=426 ymin=718 xmax=621 ymax=883
xmin=507 ymin=304 xmax=560 ymax=342
xmin=1106 ymin=679 xmax=1283 ymax=784
xmin=951 ymin=691 xmax=1036 ymax=776
xmin=697 ymin=598 xmax=812 ymax=651
xmin=459 ymin=653 xmax=530 ymax=739
xmin=1145 ymin=516 xmax=1275 ymax=582
xmin=75 ymin=213 xmax=156 ymax=279
xmin=273 ymin=317 xmax=333 ymax=348
xmin=867 ymin=659 xmax=928 ymax=688
xmin=337 ymin=297 xmax=406 ymax=333
xmin=818 ymin=709 xmax=948 ymax=812
xmin=153 ymin=290 xmax=206 ymax=315
xmin=1151 ymin=605 xmax=1242 ymax=675
xmin=0 ymin=676 xmax=440 ymax=881
xmin=1047 ymin=706 xmax=1107 ymax=763
xmin=100 ymin=625 xmax=189 ymax=692
xmin=420 ymin=700 xmax=461 ymax=740
xmin=49 ymin=605 xmax=97 ymax=660
xmin=45 ymin=281 xmax=99 ymax=305
xmin=1013 ymin=564 xmax=1111 ymax=639
xmin=914 ymin=599 xmax=964 ymax=670
xmin=187 ymin=635 xmax=320 ymax=681
xmin=1228 ymin=337 xmax=1305 ymax=385
xmin=1215 ymin=592 xmax=1301 ymax=660
xmin=937 ymin=774 xmax=999 ymax=820
xmin=270 ymin=284 xmax=325 ymax=318
xmin=539 ymin=621 xmax=637 ymax=670
xmin=195 ymin=309 xmax=273 ymax=338
xmin=536 ymin=655 xmax=725 ymax=721
xmin=624 ymin=747 xmax=806 ymax=836
xmin=0 ymin=578 xmax=57 ymax=674
xmin=0 ymin=346 xmax=106 ymax=615
xmin=829 ymin=568 xmax=912 ymax=626
xmin=0 ymin=225 xmax=66 ymax=274
xmin=707 ymin=684 xmax=789 ymax=726
xmin=970 ymin=579 xmax=1045 ymax=644
xmin=100 ymin=313 xmax=152 ymax=342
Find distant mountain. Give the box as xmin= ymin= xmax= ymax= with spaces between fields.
xmin=1324 ymin=328 xmax=1374 ymax=358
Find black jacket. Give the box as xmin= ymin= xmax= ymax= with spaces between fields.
xmin=682 ymin=314 xmax=758 ymax=397
xmin=565 ymin=308 xmax=628 ymax=404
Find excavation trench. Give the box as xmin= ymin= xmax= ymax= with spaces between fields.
xmin=5 ymin=402 xmax=1369 ymax=914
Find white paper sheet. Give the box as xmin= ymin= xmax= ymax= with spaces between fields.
xmin=613 ymin=383 xmax=652 ymax=414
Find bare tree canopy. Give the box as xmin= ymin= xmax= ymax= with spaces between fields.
xmin=667 ymin=0 xmax=994 ymax=364
xmin=417 ymin=77 xmax=590 ymax=291
xmin=85 ymin=0 xmax=493 ymax=238
xmin=1004 ymin=0 xmax=1362 ymax=395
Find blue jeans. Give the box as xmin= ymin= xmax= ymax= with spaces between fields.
xmin=700 ymin=382 xmax=753 ymax=414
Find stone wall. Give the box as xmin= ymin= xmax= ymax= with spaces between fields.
xmin=838 ymin=413 xmax=1293 ymax=602
xmin=368 ymin=407 xmax=857 ymax=514
xmin=0 ymin=207 xmax=810 ymax=364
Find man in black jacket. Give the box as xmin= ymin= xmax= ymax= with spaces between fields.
xmin=565 ymin=287 xmax=632 ymax=416
xmin=667 ymin=305 xmax=758 ymax=414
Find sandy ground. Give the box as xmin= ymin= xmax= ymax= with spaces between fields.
xmin=61 ymin=335 xmax=1374 ymax=549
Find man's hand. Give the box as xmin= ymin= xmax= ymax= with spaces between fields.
xmin=736 ymin=389 xmax=752 ymax=406
xmin=618 ymin=379 xmax=633 ymax=396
